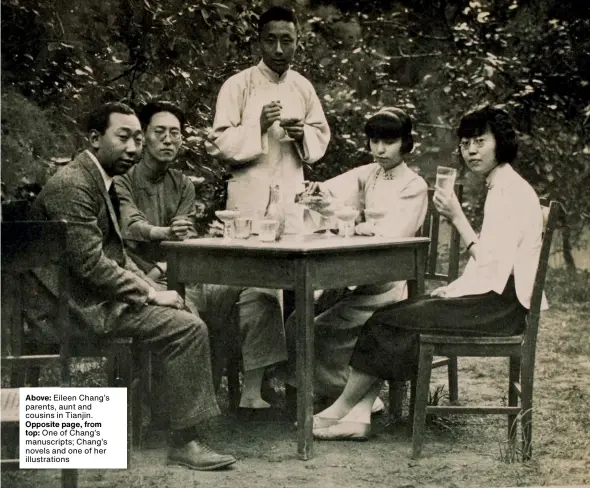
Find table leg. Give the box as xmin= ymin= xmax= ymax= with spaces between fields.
xmin=407 ymin=246 xmax=426 ymax=298
xmin=391 ymin=244 xmax=427 ymax=419
xmin=166 ymin=251 xmax=186 ymax=298
xmin=295 ymin=260 xmax=314 ymax=460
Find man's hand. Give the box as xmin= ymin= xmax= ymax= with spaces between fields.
xmin=170 ymin=218 xmax=192 ymax=240
xmin=281 ymin=119 xmax=304 ymax=142
xmin=260 ymin=101 xmax=282 ymax=133
xmin=149 ymin=290 xmax=185 ymax=309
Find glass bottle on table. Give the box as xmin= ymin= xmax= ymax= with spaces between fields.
xmin=263 ymin=183 xmax=285 ymax=241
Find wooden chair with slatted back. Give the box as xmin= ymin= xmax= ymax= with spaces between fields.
xmin=1 ymin=220 xmax=78 ymax=487
xmin=411 ymin=199 xmax=560 ymax=459
xmin=389 ymin=184 xmax=463 ymax=418
xmin=1 ymin=204 xmax=143 ymax=450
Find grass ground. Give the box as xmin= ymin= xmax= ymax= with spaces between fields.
xmin=2 ymin=268 xmax=589 ymax=488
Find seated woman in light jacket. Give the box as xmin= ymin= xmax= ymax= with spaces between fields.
xmin=312 ymin=104 xmax=548 ymax=441
xmin=281 ymin=107 xmax=428 ymax=409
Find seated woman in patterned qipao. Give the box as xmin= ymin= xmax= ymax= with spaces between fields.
xmin=281 ymin=107 xmax=428 ymax=410
xmin=312 ymin=104 xmax=548 ymax=441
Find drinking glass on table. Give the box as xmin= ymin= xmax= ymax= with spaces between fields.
xmin=258 ymin=219 xmax=279 ymax=242
xmin=364 ymin=207 xmax=388 ymax=236
xmin=215 ymin=209 xmax=240 ymax=241
xmin=334 ymin=206 xmax=360 ymax=238
xmin=435 ymin=166 xmax=458 ymax=196
xmin=234 ymin=217 xmax=252 ymax=239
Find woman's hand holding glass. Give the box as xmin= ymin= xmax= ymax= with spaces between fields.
xmin=433 ymin=187 xmax=462 ymax=222
xmin=296 ymin=182 xmax=335 ymax=214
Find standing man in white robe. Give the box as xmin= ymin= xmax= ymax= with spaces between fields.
xmin=205 ymin=5 xmax=331 ymax=234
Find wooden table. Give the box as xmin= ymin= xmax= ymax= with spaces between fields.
xmin=162 ymin=234 xmax=430 ymax=460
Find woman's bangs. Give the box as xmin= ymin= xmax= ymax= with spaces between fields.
xmin=457 ymin=111 xmax=488 ymax=139
xmin=365 ymin=114 xmax=403 ymax=141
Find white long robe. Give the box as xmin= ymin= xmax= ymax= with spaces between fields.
xmin=205 ymin=61 xmax=330 ymax=233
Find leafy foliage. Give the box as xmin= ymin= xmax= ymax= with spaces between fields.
xmin=2 ymin=0 xmax=588 ymax=264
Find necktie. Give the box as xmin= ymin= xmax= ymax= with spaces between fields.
xmin=108 ymin=185 xmax=121 ymax=222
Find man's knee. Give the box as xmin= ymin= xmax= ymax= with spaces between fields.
xmin=239 ymin=288 xmax=281 ymax=315
xmin=174 ymin=309 xmax=210 ymax=340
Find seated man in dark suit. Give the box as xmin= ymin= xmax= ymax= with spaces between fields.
xmin=25 ymin=102 xmax=236 ymax=470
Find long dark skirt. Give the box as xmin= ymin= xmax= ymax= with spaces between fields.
xmin=350 ymin=276 xmax=527 ymax=382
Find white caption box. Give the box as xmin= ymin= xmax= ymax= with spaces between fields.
xmin=19 ymin=388 xmax=127 ymax=469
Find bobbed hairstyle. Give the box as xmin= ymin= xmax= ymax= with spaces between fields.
xmin=86 ymin=102 xmax=136 ymax=134
xmin=364 ymin=107 xmax=414 ymax=154
xmin=258 ymin=6 xmax=298 ymax=34
xmin=457 ymin=104 xmax=518 ymax=164
xmin=138 ymin=100 xmax=185 ymax=130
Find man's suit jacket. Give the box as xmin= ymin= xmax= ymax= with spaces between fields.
xmin=25 ymin=151 xmax=153 ymax=341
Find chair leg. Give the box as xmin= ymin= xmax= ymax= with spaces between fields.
xmin=388 ymin=381 xmax=406 ymax=420
xmin=521 ymin=365 xmax=534 ymax=460
xmin=409 ymin=375 xmax=417 ymax=422
xmin=285 ymin=384 xmax=297 ymax=420
xmin=447 ymin=356 xmax=459 ymax=404
xmin=106 ymin=355 xmax=118 ymax=387
xmin=112 ymin=348 xmax=135 ymax=465
xmin=507 ymin=356 xmax=520 ymax=445
xmin=412 ymin=343 xmax=434 ymax=459
xmin=61 ymin=468 xmax=78 ymax=488
xmin=227 ymin=353 xmax=241 ymax=413
xmin=131 ymin=346 xmax=143 ymax=449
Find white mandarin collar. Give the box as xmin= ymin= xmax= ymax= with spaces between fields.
xmin=485 ymin=163 xmax=512 ymax=190
xmin=86 ymin=149 xmax=113 ymax=190
xmin=257 ymin=60 xmax=290 ymax=83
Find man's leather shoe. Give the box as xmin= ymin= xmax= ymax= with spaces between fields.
xmin=167 ymin=440 xmax=236 ymax=471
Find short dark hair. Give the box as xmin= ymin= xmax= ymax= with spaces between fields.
xmin=138 ymin=101 xmax=185 ymax=130
xmin=365 ymin=107 xmax=414 ymax=154
xmin=258 ymin=6 xmax=298 ymax=34
xmin=86 ymin=102 xmax=136 ymax=134
xmin=457 ymin=104 xmax=518 ymax=164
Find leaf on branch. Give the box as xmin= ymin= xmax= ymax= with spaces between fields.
xmin=485 ymin=80 xmax=495 ymax=90
xmin=477 ymin=12 xmax=490 ymax=23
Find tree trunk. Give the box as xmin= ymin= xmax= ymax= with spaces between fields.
xmin=561 ymin=223 xmax=577 ymax=271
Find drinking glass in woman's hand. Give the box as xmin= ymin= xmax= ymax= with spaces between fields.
xmin=433 ymin=188 xmax=461 ymax=221
xmin=295 ymin=182 xmax=333 ymax=214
